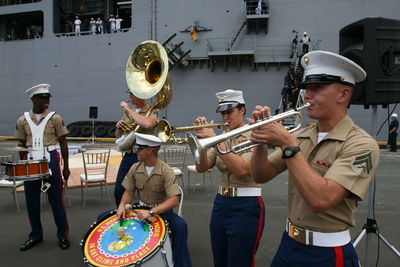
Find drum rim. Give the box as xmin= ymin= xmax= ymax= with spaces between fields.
xmin=81 ymin=208 xmax=170 ymax=267
xmin=7 ymin=173 xmax=49 ymax=179
xmin=2 ymin=159 xmax=49 ymax=165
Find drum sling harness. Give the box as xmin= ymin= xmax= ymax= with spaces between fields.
xmin=24 ymin=111 xmax=56 ymax=161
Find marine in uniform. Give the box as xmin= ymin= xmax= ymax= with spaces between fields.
xmin=114 ymin=91 xmax=159 ymax=207
xmin=14 ymin=84 xmax=70 ymax=251
xmin=116 ymin=133 xmax=192 ymax=267
xmin=194 ymin=89 xmax=265 ymax=267
xmin=250 ymin=51 xmax=380 ymax=266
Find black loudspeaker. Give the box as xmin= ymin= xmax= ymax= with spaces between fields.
xmin=89 ymin=106 xmax=98 ymax=119
xmin=339 ymin=17 xmax=400 ymax=105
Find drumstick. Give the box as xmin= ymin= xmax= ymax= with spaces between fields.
xmin=117 ymin=217 xmax=125 ymax=237
xmin=117 ymin=204 xmax=133 ymax=237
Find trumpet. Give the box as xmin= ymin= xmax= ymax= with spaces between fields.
xmin=156 ymin=119 xmax=228 ymax=143
xmin=187 ymin=103 xmax=310 ymax=162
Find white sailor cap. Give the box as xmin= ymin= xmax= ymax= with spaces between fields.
xmin=215 ymin=89 xmax=245 ymax=112
xmin=25 ymin=83 xmax=52 ymax=98
xmin=134 ymin=133 xmax=161 ymax=147
xmin=391 ymin=113 xmax=398 ymax=118
xmin=299 ymin=50 xmax=366 ymax=89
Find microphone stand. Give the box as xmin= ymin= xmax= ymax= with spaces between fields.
xmin=352 ymin=105 xmax=400 ymax=266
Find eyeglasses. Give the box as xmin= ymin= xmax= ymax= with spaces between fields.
xmin=133 ymin=144 xmax=148 ymax=151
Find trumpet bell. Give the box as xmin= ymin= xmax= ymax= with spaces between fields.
xmin=187 ymin=133 xmax=202 ymax=162
xmin=126 ymin=40 xmax=169 ymax=99
xmin=157 ymin=119 xmax=172 ymax=143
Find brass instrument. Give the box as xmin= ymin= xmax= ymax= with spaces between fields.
xmin=118 ymin=40 xmax=172 ymax=151
xmin=156 ymin=119 xmax=227 ymax=143
xmin=187 ymin=103 xmax=310 ymax=163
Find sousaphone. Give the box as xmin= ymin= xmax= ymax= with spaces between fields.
xmin=118 ymin=40 xmax=172 ymax=151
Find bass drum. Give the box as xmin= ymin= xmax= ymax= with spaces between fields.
xmin=81 ymin=209 xmax=173 ymax=267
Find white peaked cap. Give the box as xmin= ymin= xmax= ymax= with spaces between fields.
xmin=299 ymin=50 xmax=366 ymax=88
xmin=25 ymin=83 xmax=51 ymax=98
xmin=215 ymin=89 xmax=245 ymax=112
xmin=391 ymin=113 xmax=398 ymax=118
xmin=135 ymin=133 xmax=162 ymax=147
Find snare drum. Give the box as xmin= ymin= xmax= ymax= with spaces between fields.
xmin=81 ymin=209 xmax=173 ymax=267
xmin=3 ymin=159 xmax=49 ymax=181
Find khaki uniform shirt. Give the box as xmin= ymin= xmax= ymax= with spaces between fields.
xmin=14 ymin=109 xmax=69 ymax=147
xmin=207 ymin=131 xmax=261 ymax=188
xmin=122 ymin=158 xmax=180 ymax=206
xmin=269 ymin=115 xmax=380 ymax=232
xmin=122 ymin=103 xmax=159 ymax=135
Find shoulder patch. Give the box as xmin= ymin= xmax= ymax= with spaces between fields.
xmin=351 ymin=151 xmax=373 ymax=177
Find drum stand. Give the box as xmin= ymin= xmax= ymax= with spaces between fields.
xmin=352 ymin=105 xmax=400 ymax=266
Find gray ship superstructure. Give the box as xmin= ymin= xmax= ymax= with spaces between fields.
xmin=1 ymin=0 xmax=399 ymax=141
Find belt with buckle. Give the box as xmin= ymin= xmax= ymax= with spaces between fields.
xmin=46 ymin=145 xmax=57 ymax=152
xmin=219 ymin=186 xmax=262 ymax=197
xmin=286 ymin=219 xmax=351 ymax=247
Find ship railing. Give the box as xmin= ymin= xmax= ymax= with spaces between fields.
xmin=254 ymin=43 xmax=292 ymax=62
xmin=207 ymin=37 xmax=293 ymax=63
xmin=55 ymin=28 xmax=130 ymax=37
xmin=225 ymin=9 xmax=247 ymax=50
xmin=55 ymin=31 xmax=95 ymax=37
xmin=207 ymin=36 xmax=256 ymax=53
xmin=245 ymin=0 xmax=270 ymax=16
xmin=310 ymin=39 xmax=322 ymax=50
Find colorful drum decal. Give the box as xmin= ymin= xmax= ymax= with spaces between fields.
xmin=82 ymin=210 xmax=167 ymax=267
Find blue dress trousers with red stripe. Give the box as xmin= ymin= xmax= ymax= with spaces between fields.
xmin=271 ymin=231 xmax=360 ymax=267
xmin=24 ymin=150 xmax=69 ymax=241
xmin=210 ymin=194 xmax=265 ymax=267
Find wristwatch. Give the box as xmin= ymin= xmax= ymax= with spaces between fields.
xmin=282 ymin=146 xmax=301 ymax=159
xmin=149 ymin=209 xmax=155 ymax=216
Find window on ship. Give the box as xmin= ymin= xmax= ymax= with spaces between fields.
xmin=0 ymin=11 xmax=43 ymax=41
xmin=0 ymin=0 xmax=41 ymax=7
xmin=54 ymin=0 xmax=131 ymax=36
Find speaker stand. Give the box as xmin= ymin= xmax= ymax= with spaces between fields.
xmin=352 ymin=105 xmax=400 ymax=266
xmin=86 ymin=119 xmax=98 ymax=145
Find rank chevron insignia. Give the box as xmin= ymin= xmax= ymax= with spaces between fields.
xmin=352 ymin=152 xmax=373 ymax=176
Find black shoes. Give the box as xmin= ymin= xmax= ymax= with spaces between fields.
xmin=59 ymin=239 xmax=70 ymax=250
xmin=20 ymin=238 xmax=70 ymax=251
xmin=20 ymin=239 xmax=43 ymax=251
